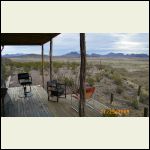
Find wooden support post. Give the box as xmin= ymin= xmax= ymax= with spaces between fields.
xmin=49 ymin=39 xmax=53 ymax=81
xmin=79 ymin=33 xmax=86 ymax=117
xmin=144 ymin=107 xmax=148 ymax=117
xmin=41 ymin=45 xmax=44 ymax=88
xmin=137 ymin=85 xmax=142 ymax=96
xmin=137 ymin=85 xmax=141 ymax=104
xmin=110 ymin=93 xmax=114 ymax=104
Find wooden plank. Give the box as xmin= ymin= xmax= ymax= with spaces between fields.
xmin=31 ymin=86 xmax=49 ymax=116
xmin=28 ymin=86 xmax=41 ymax=117
xmin=34 ymin=86 xmax=52 ymax=116
xmin=27 ymin=87 xmax=39 ymax=116
xmin=29 ymin=86 xmax=40 ymax=117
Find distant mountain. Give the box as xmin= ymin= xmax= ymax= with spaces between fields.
xmin=105 ymin=53 xmax=149 ymax=58
xmin=2 ymin=53 xmax=25 ymax=58
xmin=61 ymin=52 xmax=149 ymax=58
xmin=2 ymin=52 xmax=149 ymax=58
xmin=126 ymin=53 xmax=149 ymax=58
xmin=90 ymin=53 xmax=101 ymax=57
xmin=60 ymin=52 xmax=80 ymax=57
xmin=2 ymin=53 xmax=49 ymax=58
xmin=106 ymin=52 xmax=125 ymax=57
xmin=17 ymin=54 xmax=49 ymax=58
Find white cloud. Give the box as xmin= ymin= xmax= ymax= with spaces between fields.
xmin=110 ymin=33 xmax=149 ymax=54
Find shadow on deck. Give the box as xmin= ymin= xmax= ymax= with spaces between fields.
xmin=4 ymin=85 xmax=105 ymax=117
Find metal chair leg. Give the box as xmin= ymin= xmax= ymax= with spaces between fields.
xmin=57 ymin=96 xmax=59 ymax=102
xmin=30 ymin=85 xmax=31 ymax=92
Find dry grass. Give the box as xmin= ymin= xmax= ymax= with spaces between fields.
xmin=5 ymin=57 xmax=149 ymax=117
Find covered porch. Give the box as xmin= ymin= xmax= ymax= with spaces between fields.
xmin=1 ymin=33 xmax=108 ymax=117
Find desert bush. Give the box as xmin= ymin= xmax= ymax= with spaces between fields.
xmin=140 ymin=91 xmax=149 ymax=104
xmin=114 ymin=68 xmax=128 ymax=76
xmin=23 ymin=67 xmax=31 ymax=73
xmin=53 ymin=61 xmax=64 ymax=69
xmin=1 ymin=58 xmax=13 ymax=81
xmin=132 ymin=99 xmax=139 ymax=109
xmin=104 ymin=70 xmax=112 ymax=79
xmin=63 ymin=77 xmax=74 ymax=87
xmin=86 ymin=63 xmax=93 ymax=70
xmin=86 ymin=77 xmax=95 ymax=86
xmin=70 ymin=62 xmax=79 ymax=71
xmin=112 ymin=72 xmax=123 ymax=86
xmin=95 ymin=61 xmax=106 ymax=71
xmin=116 ymin=86 xmax=123 ymax=94
xmin=53 ymin=68 xmax=59 ymax=74
xmin=95 ymin=73 xmax=103 ymax=82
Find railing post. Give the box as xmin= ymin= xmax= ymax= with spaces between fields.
xmin=136 ymin=85 xmax=141 ymax=106
xmin=110 ymin=93 xmax=114 ymax=104
xmin=144 ymin=107 xmax=148 ymax=117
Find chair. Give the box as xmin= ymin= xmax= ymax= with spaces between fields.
xmin=47 ymin=80 xmax=66 ymax=102
xmin=71 ymin=86 xmax=96 ymax=112
xmin=1 ymin=87 xmax=8 ymax=116
xmin=18 ymin=73 xmax=32 ymax=98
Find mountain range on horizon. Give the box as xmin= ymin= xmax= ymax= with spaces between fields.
xmin=2 ymin=51 xmax=149 ymax=58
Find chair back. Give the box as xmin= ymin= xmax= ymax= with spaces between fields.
xmin=18 ymin=73 xmax=30 ymax=80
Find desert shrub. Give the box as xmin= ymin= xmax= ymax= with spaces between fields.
xmin=140 ymin=91 xmax=149 ymax=104
xmin=63 ymin=77 xmax=74 ymax=87
xmin=132 ymin=99 xmax=139 ymax=109
xmin=102 ymin=65 xmax=114 ymax=79
xmin=1 ymin=58 xmax=13 ymax=81
xmin=95 ymin=73 xmax=103 ymax=82
xmin=95 ymin=61 xmax=106 ymax=71
xmin=104 ymin=70 xmax=112 ymax=79
xmin=23 ymin=67 xmax=31 ymax=73
xmin=114 ymin=68 xmax=128 ymax=76
xmin=86 ymin=77 xmax=95 ymax=86
xmin=53 ymin=68 xmax=59 ymax=74
xmin=116 ymin=86 xmax=123 ymax=94
xmin=53 ymin=61 xmax=64 ymax=69
xmin=112 ymin=72 xmax=122 ymax=85
xmin=70 ymin=62 xmax=79 ymax=71
xmin=86 ymin=63 xmax=93 ymax=70
xmin=44 ymin=62 xmax=49 ymax=70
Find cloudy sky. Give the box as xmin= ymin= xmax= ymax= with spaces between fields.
xmin=2 ymin=33 xmax=149 ymax=55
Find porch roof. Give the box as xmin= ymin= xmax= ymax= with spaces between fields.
xmin=1 ymin=33 xmax=60 ymax=45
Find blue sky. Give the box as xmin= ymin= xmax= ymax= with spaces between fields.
xmin=2 ymin=33 xmax=149 ymax=55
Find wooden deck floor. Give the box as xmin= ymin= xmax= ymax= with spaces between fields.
xmin=4 ymin=85 xmax=107 ymax=117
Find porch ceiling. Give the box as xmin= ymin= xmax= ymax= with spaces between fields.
xmin=1 ymin=33 xmax=60 ymax=46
